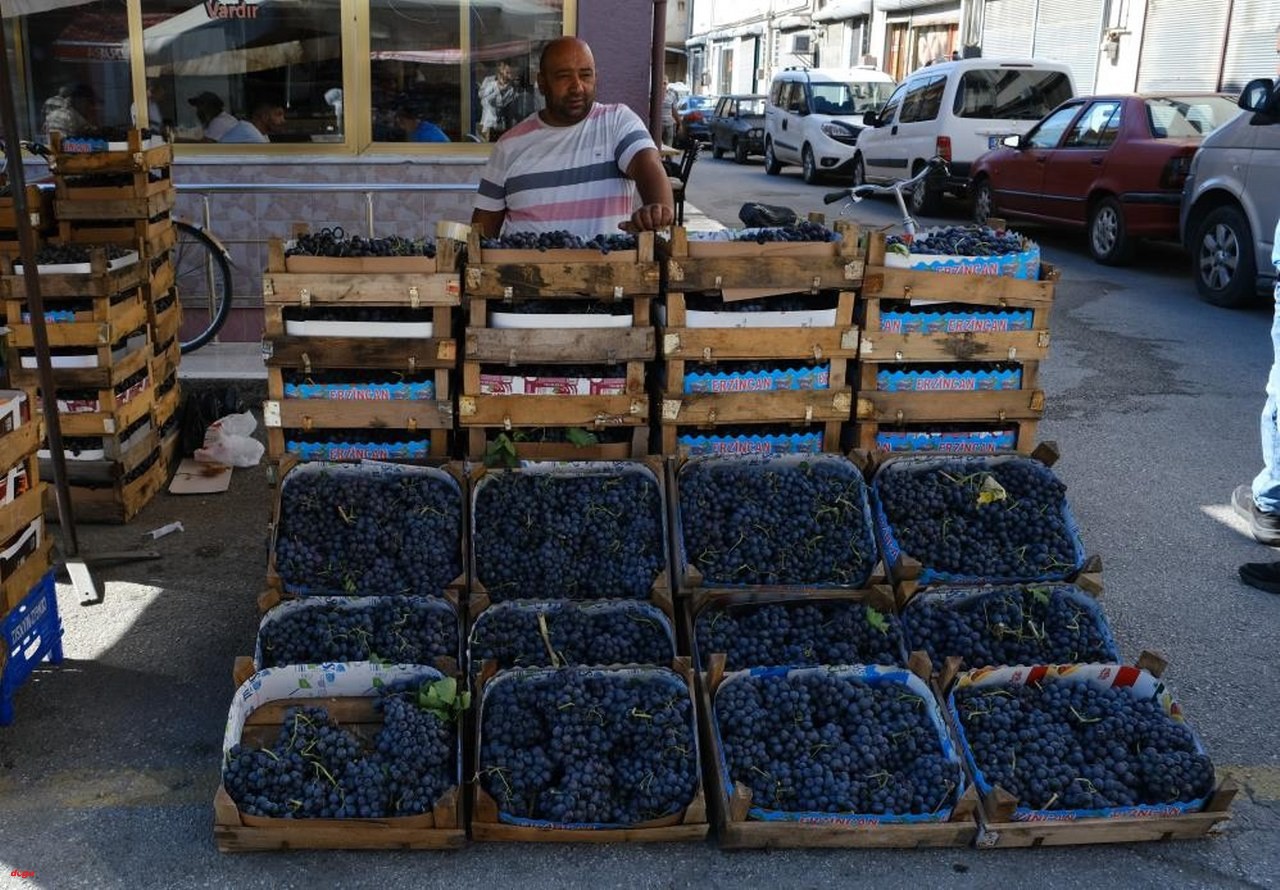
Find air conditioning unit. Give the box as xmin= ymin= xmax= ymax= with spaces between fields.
xmin=792 ymin=34 xmax=811 ymax=54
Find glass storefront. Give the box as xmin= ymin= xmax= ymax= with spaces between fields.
xmin=3 ymin=0 xmax=569 ymax=150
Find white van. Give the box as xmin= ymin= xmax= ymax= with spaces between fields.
xmin=854 ymin=58 xmax=1076 ymax=214
xmin=763 ymin=66 xmax=897 ymax=184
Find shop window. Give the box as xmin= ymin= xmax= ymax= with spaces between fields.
xmin=140 ymin=0 xmax=344 ymax=144
xmin=370 ymin=0 xmax=564 ymax=145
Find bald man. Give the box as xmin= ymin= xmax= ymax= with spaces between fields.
xmin=472 ymin=37 xmax=674 ymax=239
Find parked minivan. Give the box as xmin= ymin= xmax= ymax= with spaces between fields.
xmin=853 ymin=58 xmax=1076 ymax=214
xmin=764 ymin=66 xmax=897 ymax=183
xmin=1179 ymin=77 xmax=1280 ymax=308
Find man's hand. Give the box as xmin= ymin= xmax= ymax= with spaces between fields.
xmin=623 ymin=203 xmax=675 ymax=232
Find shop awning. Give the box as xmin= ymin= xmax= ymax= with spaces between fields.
xmin=1 ymin=0 xmax=89 ymax=17
xmin=814 ymin=0 xmax=873 ymax=23
xmin=50 ymin=10 xmax=167 ymax=63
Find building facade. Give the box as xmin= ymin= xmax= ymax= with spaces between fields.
xmin=1 ymin=0 xmax=661 ymax=340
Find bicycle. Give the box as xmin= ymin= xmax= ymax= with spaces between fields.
xmin=822 ymin=156 xmax=951 ymax=242
xmin=4 ymin=138 xmax=233 ymax=354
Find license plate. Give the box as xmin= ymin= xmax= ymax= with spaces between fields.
xmin=988 ymin=135 xmax=1003 ymax=150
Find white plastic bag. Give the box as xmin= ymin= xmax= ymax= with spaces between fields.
xmin=194 ymin=411 xmax=264 ymax=467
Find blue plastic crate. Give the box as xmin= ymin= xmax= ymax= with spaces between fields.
xmin=1 ymin=570 xmax=63 ymax=726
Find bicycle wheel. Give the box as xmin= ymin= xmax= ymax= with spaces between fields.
xmin=173 ymin=220 xmax=233 ymax=355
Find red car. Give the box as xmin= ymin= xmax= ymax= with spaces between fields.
xmin=969 ymin=93 xmax=1240 ymax=264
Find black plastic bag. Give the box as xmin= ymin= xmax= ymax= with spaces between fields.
xmin=738 ymin=202 xmax=798 ymax=228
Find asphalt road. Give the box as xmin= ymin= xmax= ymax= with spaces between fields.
xmin=1 ymin=158 xmax=1278 ymax=889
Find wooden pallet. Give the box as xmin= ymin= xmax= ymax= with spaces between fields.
xmin=264 ymin=366 xmax=453 ymax=463
xmin=45 ymin=441 xmax=167 ymax=524
xmin=470 ymin=658 xmax=709 ymax=842
xmin=664 ymin=221 xmax=866 ymax=293
xmin=464 ymin=230 xmax=661 ymax=299
xmin=54 ymin=188 xmax=176 ymax=223
xmin=213 ymin=695 xmax=466 ymax=851
xmin=4 ymin=289 xmax=148 ymax=350
xmin=697 ymin=657 xmax=978 ymax=848
xmin=47 ymin=131 xmax=173 ymax=175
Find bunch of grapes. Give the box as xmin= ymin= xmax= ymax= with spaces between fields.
xmin=31 ymin=243 xmax=130 ymax=265
xmin=682 ymin=291 xmax=837 ymax=313
xmin=873 ymin=457 xmax=1081 ymax=582
xmin=733 ymin=221 xmax=838 ymax=244
xmin=473 ymin=470 xmax=665 ymax=600
xmin=274 ymin=468 xmax=462 ymax=596
xmin=491 ymin=298 xmax=634 ymax=317
xmin=695 ymin=599 xmax=905 ymax=670
xmin=470 ymin=600 xmax=674 ymax=672
xmin=887 ymin=226 xmax=1024 ymax=257
xmin=901 ymin=584 xmax=1117 ymax=669
xmin=716 ymin=670 xmax=961 ymax=815
xmin=258 ymin=596 xmax=458 ymax=667
xmin=478 ymin=668 xmax=698 ymax=824
xmin=223 ymin=681 xmax=455 ymax=819
xmin=954 ymin=680 xmax=1215 ymax=811
xmin=678 ymin=457 xmax=876 ymax=587
xmin=287 ymin=230 xmax=436 ymax=258
xmin=479 ymin=231 xmax=637 ymax=253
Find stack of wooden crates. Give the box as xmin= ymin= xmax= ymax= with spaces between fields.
xmin=0 ymin=130 xmax=178 ymax=522
xmin=259 ymin=226 xmax=462 ymax=475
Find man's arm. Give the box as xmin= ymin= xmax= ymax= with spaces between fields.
xmin=624 ymin=147 xmax=675 ymax=232
xmin=471 ymin=207 xmax=506 ymax=239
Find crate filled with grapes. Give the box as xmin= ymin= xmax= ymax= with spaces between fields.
xmin=869 ymin=453 xmax=1098 ymax=599
xmin=46 ymin=129 xmax=171 ymax=175
xmin=901 ymin=583 xmax=1118 ymax=673
xmin=946 ymin=661 xmax=1236 ymax=846
xmin=45 ymin=436 xmax=169 ymax=525
xmin=464 ymin=228 xmax=660 ymax=299
xmin=702 ymin=664 xmax=977 ymax=848
xmin=53 ymin=175 xmax=175 ymax=226
xmin=4 ymin=286 xmax=149 ymax=357
xmin=472 ymin=662 xmax=708 ymax=841
xmin=673 ymin=453 xmax=882 ymax=594
xmin=214 ymin=663 xmax=467 ymax=851
xmin=468 ymin=597 xmax=676 ymax=677
xmin=234 ymin=594 xmax=462 ymax=686
xmin=266 ymin=461 xmax=466 ymax=604
xmin=0 ymin=177 xmax=55 ymax=234
xmin=664 ymin=220 xmax=865 ymax=294
xmin=688 ymin=587 xmax=907 ymax=674
xmin=469 ymin=460 xmax=671 ymax=603
xmin=1 ymin=243 xmax=143 ymax=296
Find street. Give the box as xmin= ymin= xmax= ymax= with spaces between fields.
xmin=1 ymin=155 xmax=1278 ymax=889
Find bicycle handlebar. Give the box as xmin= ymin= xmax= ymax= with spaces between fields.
xmin=822 ymin=156 xmax=952 ymax=205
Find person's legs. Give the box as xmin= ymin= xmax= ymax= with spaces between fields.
xmin=1237 ymin=280 xmax=1280 ymax=545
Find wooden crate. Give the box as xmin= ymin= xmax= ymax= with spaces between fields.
xmin=45 ymin=441 xmax=168 ymax=524
xmin=151 ymin=372 xmax=180 ymax=430
xmin=464 ymin=229 xmax=661 ymax=299
xmin=0 ymin=420 xmax=41 ymax=481
xmin=54 ymin=187 xmax=175 ymax=223
xmin=213 ymin=695 xmax=466 ymax=851
xmin=264 ymin=365 xmax=453 ymax=463
xmin=470 ymin=658 xmax=709 ymax=842
xmin=0 ymin=249 xmax=146 ymax=300
xmin=147 ymin=290 xmax=182 ymax=351
xmin=41 ymin=419 xmax=159 ymax=487
xmin=0 ymin=181 xmax=55 ymax=232
xmin=56 ymin=215 xmax=173 ymax=251
xmin=47 ymin=131 xmax=173 ymax=175
xmin=664 ymin=221 xmax=866 ymax=294
xmin=467 ymin=425 xmax=650 ymax=463
xmin=37 ymin=371 xmax=152 ymax=438
xmin=4 ymin=289 xmax=148 ymax=350
xmin=145 ymin=252 xmax=175 ymax=299
xmin=930 ymin=654 xmax=1237 ymax=849
xmin=697 ymin=657 xmax=979 ymax=848
xmin=263 ymin=237 xmax=461 ymax=311
xmin=8 ymin=331 xmax=150 ymax=393
xmin=0 ymin=536 xmax=53 ymax=616
xmin=852 ymin=419 xmax=1040 ymax=457
xmin=54 ymin=165 xmax=173 ymax=201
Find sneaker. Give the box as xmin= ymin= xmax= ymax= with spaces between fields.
xmin=1232 ymin=484 xmax=1280 ymax=545
xmin=1240 ymin=561 xmax=1280 ymax=594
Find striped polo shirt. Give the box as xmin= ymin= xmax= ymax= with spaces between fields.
xmin=474 ymin=103 xmax=656 ymax=239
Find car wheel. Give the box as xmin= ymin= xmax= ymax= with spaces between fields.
xmin=906 ymin=164 xmax=939 ymax=217
xmin=733 ymin=139 xmax=748 ymax=164
xmin=764 ymin=140 xmax=781 ymax=176
xmin=1193 ymin=204 xmax=1257 ymax=308
xmin=1088 ymin=196 xmax=1132 ymax=265
xmin=712 ymin=142 xmax=725 ymax=160
xmin=972 ymin=178 xmax=994 ymax=225
xmin=851 ymin=154 xmax=866 ymax=188
xmin=802 ymin=145 xmax=820 ymax=185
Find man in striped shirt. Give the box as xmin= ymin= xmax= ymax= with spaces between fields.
xmin=472 ymin=37 xmax=674 ymax=240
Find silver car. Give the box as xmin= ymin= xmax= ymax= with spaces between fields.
xmin=1180 ymin=77 xmax=1280 ymax=308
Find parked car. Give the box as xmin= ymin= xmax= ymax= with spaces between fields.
xmin=673 ymin=95 xmax=716 ymax=148
xmin=763 ymin=66 xmax=896 ymax=183
xmin=854 ymin=58 xmax=1076 ymax=215
xmin=1180 ymin=78 xmax=1280 ymax=307
xmin=708 ymin=94 xmax=767 ymax=163
xmin=970 ymin=93 xmax=1240 ymax=265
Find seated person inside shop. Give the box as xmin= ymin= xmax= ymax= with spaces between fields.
xmin=220 ymin=99 xmax=287 ymax=144
xmin=394 ymin=102 xmax=450 ymax=143
xmin=188 ymin=91 xmax=238 ymax=142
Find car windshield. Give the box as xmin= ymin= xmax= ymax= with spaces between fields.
xmin=739 ymin=98 xmax=766 ymax=115
xmin=1145 ymin=96 xmax=1241 ymax=137
xmin=953 ymin=68 xmax=1075 ymax=120
xmin=682 ymin=96 xmax=716 ymax=112
xmin=809 ymin=80 xmax=893 ymax=115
